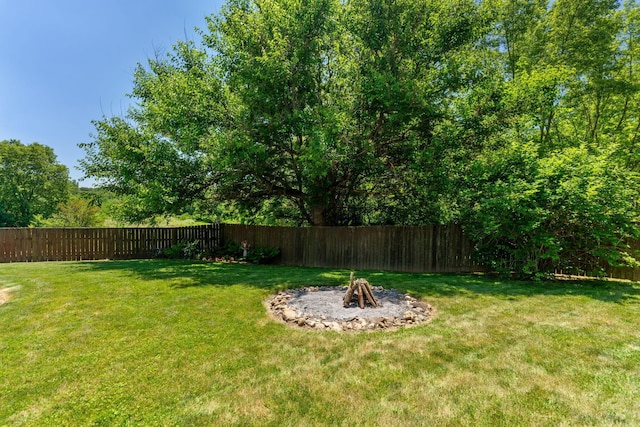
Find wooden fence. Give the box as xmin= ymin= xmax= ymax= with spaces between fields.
xmin=601 ymin=237 xmax=640 ymax=282
xmin=0 ymin=223 xmax=479 ymax=272
xmin=1 ymin=223 xmax=638 ymax=280
xmin=222 ymin=224 xmax=640 ymax=280
xmin=0 ymin=225 xmax=221 ymax=263
xmin=222 ymin=224 xmax=481 ymax=273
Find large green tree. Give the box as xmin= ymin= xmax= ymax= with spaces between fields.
xmin=459 ymin=0 xmax=640 ymax=277
xmin=81 ymin=0 xmax=481 ymax=225
xmin=81 ymin=0 xmax=640 ymax=277
xmin=0 ymin=140 xmax=70 ymax=227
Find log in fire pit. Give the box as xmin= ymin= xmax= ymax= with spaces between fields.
xmin=343 ymin=272 xmax=378 ymax=308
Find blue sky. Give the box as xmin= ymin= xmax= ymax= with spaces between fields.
xmin=0 ymin=0 xmax=224 ymax=185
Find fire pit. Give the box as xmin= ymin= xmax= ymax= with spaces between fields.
xmin=266 ymin=274 xmax=435 ymax=332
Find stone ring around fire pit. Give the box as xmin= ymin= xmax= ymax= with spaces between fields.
xmin=266 ymin=286 xmax=435 ymax=332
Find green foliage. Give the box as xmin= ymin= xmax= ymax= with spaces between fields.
xmin=160 ymin=239 xmax=280 ymax=264
xmin=160 ymin=241 xmax=187 ymax=259
xmin=213 ymin=240 xmax=281 ymax=264
xmin=78 ymin=0 xmax=640 ymax=277
xmin=0 ymin=140 xmax=70 ymax=227
xmin=213 ymin=240 xmax=242 ymax=260
xmin=463 ymin=144 xmax=640 ymax=278
xmin=448 ymin=0 xmax=640 ymax=277
xmin=244 ymin=245 xmax=281 ymax=264
xmin=161 ymin=240 xmax=206 ymax=259
xmin=81 ymin=0 xmax=482 ymax=226
xmin=182 ymin=241 xmax=204 ymax=259
xmin=40 ymin=195 xmax=103 ymax=227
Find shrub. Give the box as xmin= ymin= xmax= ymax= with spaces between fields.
xmin=244 ymin=246 xmax=281 ymax=264
xmin=161 ymin=240 xmax=207 ymax=259
xmin=463 ymin=144 xmax=640 ymax=279
xmin=213 ymin=240 xmax=242 ymax=261
xmin=213 ymin=240 xmax=280 ymax=264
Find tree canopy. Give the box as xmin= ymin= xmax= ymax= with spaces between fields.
xmin=81 ymin=0 xmax=640 ymax=277
xmin=0 ymin=140 xmax=70 ymax=227
xmin=81 ymin=0 xmax=482 ymax=226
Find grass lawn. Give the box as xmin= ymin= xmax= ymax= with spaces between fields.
xmin=1 ymin=260 xmax=639 ymax=426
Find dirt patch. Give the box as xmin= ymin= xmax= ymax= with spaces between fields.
xmin=266 ymin=286 xmax=436 ymax=332
xmin=0 ymin=287 xmax=13 ymax=306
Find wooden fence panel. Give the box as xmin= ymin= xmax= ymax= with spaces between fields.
xmin=4 ymin=228 xmax=18 ymax=262
xmin=16 ymin=229 xmax=30 ymax=262
xmin=605 ymin=238 xmax=640 ymax=282
xmin=0 ymin=225 xmax=221 ymax=263
xmin=221 ymin=224 xmax=639 ymax=277
xmin=221 ymin=224 xmax=483 ymax=273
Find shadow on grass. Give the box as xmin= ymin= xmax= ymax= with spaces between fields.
xmin=72 ymin=259 xmax=347 ymax=291
xmin=367 ymin=270 xmax=640 ymax=305
xmin=72 ymin=259 xmax=640 ymax=304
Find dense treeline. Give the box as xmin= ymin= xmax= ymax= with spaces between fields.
xmin=1 ymin=139 xmax=140 ymax=228
xmin=80 ymin=0 xmax=640 ymax=277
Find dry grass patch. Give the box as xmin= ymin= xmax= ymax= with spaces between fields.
xmin=0 ymin=286 xmax=15 ymax=305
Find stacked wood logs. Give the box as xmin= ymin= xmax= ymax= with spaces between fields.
xmin=343 ymin=272 xmax=378 ymax=309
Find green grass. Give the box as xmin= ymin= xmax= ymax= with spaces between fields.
xmin=1 ymin=260 xmax=639 ymax=426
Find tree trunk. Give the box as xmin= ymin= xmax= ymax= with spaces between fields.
xmin=311 ymin=205 xmax=325 ymax=226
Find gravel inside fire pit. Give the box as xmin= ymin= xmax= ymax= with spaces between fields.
xmin=266 ymin=286 xmax=435 ymax=332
